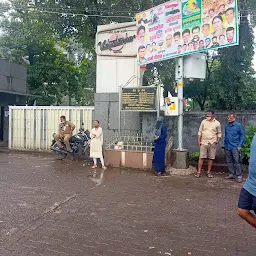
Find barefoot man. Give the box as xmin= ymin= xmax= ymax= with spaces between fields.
xmin=237 ymin=135 xmax=256 ymax=228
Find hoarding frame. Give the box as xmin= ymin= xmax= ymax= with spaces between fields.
xmin=136 ymin=0 xmax=239 ymax=65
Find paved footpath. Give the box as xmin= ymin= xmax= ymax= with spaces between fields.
xmin=0 ymin=150 xmax=255 ymax=256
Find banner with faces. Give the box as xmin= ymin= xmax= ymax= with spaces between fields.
xmin=136 ymin=0 xmax=238 ymax=65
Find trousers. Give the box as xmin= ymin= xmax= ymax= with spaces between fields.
xmin=225 ymin=149 xmax=243 ymax=178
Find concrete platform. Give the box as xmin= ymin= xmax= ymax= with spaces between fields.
xmin=105 ymin=149 xmax=153 ymax=169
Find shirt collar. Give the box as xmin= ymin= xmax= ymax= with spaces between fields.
xmin=228 ymin=121 xmax=237 ymax=126
xmin=206 ymin=118 xmax=216 ymax=122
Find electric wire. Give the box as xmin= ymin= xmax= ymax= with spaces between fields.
xmin=1 ymin=4 xmax=256 ymax=17
xmin=0 ymin=4 xmax=256 ymax=25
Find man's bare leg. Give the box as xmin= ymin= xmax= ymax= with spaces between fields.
xmin=207 ymin=159 xmax=213 ymax=174
xmin=237 ymin=208 xmax=256 ymax=228
xmin=55 ymin=135 xmax=63 ymax=148
xmin=197 ymin=158 xmax=204 ymax=174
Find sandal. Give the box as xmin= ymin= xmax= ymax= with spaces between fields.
xmin=207 ymin=173 xmax=213 ymax=178
xmin=194 ymin=172 xmax=201 ymax=178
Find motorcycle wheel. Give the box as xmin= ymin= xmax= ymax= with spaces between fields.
xmin=55 ymin=151 xmax=68 ymax=160
xmin=51 ymin=142 xmax=68 ymax=160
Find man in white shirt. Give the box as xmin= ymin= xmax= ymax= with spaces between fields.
xmin=225 ymin=7 xmax=236 ymax=28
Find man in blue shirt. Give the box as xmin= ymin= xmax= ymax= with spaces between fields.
xmin=237 ymin=135 xmax=256 ymax=228
xmin=224 ymin=113 xmax=245 ymax=183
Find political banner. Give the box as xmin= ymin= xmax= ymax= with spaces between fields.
xmin=136 ymin=0 xmax=238 ymax=65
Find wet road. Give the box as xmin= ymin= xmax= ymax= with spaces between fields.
xmin=0 ymin=151 xmax=255 ymax=256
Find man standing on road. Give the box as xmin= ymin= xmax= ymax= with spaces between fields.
xmin=55 ymin=116 xmax=75 ymax=152
xmin=90 ymin=120 xmax=107 ymax=170
xmin=195 ymin=110 xmax=222 ymax=178
xmin=237 ymin=135 xmax=256 ymax=228
xmin=224 ymin=113 xmax=245 ymax=183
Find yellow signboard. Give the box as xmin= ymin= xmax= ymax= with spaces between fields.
xmin=165 ymin=95 xmax=179 ymax=116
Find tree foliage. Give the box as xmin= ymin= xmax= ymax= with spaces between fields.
xmin=209 ymin=12 xmax=256 ymax=110
xmin=0 ymin=0 xmax=96 ymax=105
xmin=26 ymin=41 xmax=85 ymax=105
xmin=243 ymin=124 xmax=256 ymax=158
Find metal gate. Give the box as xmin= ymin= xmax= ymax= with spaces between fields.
xmin=8 ymin=106 xmax=94 ymax=151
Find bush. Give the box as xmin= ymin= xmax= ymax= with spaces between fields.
xmin=243 ymin=124 xmax=256 ymax=158
xmin=190 ymin=151 xmax=200 ymax=162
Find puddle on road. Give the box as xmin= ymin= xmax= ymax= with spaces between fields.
xmin=89 ymin=170 xmax=105 ymax=186
xmin=0 ymin=151 xmax=155 ymax=186
xmin=88 ymin=168 xmax=126 ymax=186
xmin=87 ymin=168 xmax=153 ymax=186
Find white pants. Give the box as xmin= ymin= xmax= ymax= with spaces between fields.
xmin=93 ymin=157 xmax=105 ymax=167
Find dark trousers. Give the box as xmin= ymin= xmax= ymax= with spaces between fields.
xmin=225 ymin=149 xmax=243 ymax=178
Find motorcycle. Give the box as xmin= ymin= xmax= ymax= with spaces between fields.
xmin=50 ymin=122 xmax=90 ymax=159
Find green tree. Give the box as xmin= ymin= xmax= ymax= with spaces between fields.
xmin=209 ymin=12 xmax=256 ymax=110
xmin=27 ymin=41 xmax=86 ymax=105
xmin=0 ymin=0 xmax=92 ymax=105
xmin=0 ymin=0 xmax=57 ymax=64
xmin=243 ymin=124 xmax=256 ymax=158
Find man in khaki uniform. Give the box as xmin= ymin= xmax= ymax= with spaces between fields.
xmin=195 ymin=110 xmax=222 ymax=178
xmin=55 ymin=115 xmax=75 ymax=152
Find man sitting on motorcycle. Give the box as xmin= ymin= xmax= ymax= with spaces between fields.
xmin=55 ymin=115 xmax=76 ymax=152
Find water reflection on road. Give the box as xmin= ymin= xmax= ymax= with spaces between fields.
xmin=88 ymin=168 xmax=130 ymax=186
xmin=90 ymin=169 xmax=105 ymax=186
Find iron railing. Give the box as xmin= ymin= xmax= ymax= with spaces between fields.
xmin=105 ymin=134 xmax=173 ymax=153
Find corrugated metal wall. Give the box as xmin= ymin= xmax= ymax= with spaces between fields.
xmin=8 ymin=106 xmax=94 ymax=151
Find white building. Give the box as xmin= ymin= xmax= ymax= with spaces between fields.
xmin=96 ymin=22 xmax=142 ymax=93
